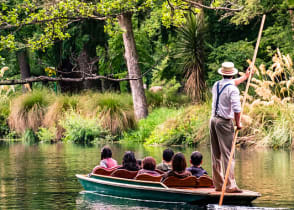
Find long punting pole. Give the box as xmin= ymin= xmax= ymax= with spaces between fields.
xmin=218 ymin=14 xmax=266 ymax=206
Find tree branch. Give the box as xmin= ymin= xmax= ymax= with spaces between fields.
xmin=0 ymin=16 xmax=107 ymax=30
xmin=182 ymin=0 xmax=243 ymax=11
xmin=0 ymin=75 xmax=141 ymax=85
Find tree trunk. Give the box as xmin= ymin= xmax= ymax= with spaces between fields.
xmin=77 ymin=47 xmax=100 ymax=90
xmin=118 ymin=13 xmax=148 ymax=120
xmin=17 ymin=49 xmax=31 ymax=92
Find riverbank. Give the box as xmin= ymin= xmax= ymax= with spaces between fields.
xmin=0 ymin=89 xmax=293 ymax=149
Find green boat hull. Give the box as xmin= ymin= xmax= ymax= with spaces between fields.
xmin=76 ymin=174 xmax=260 ymax=204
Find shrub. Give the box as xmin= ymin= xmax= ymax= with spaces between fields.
xmin=43 ymin=94 xmax=78 ymax=140
xmin=145 ymin=104 xmax=210 ymax=146
xmin=0 ymin=97 xmax=10 ymax=137
xmin=207 ymin=40 xmax=255 ymax=87
xmin=37 ymin=127 xmax=57 ymax=142
xmin=83 ymin=92 xmax=136 ymax=135
xmin=22 ymin=129 xmax=39 ymax=144
xmin=60 ymin=112 xmax=108 ymax=144
xmin=8 ymin=89 xmax=51 ymax=134
xmin=123 ymin=107 xmax=179 ymax=142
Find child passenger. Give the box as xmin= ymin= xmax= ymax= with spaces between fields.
xmin=156 ymin=148 xmax=174 ymax=172
xmin=187 ymin=151 xmax=208 ymax=178
xmin=161 ymin=152 xmax=191 ymax=182
xmin=92 ymin=146 xmax=117 ymax=173
xmin=137 ymin=157 xmax=161 ymax=176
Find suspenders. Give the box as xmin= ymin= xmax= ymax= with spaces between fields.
xmin=215 ymin=82 xmax=232 ymax=116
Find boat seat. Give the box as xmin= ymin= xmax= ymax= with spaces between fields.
xmin=155 ymin=169 xmax=165 ymax=174
xmin=135 ymin=174 xmax=162 ymax=182
xmin=197 ymin=175 xmax=214 ymax=188
xmin=110 ymin=169 xmax=138 ymax=179
xmin=92 ymin=167 xmax=116 ymax=176
xmin=163 ymin=176 xmax=198 ymax=188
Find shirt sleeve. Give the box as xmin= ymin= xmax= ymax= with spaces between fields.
xmin=230 ymin=86 xmax=241 ymax=113
xmin=100 ymin=160 xmax=107 ymax=168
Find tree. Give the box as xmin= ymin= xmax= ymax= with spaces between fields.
xmin=0 ymin=0 xmax=245 ymax=119
xmin=176 ymin=12 xmax=206 ymax=101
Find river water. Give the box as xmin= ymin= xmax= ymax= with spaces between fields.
xmin=0 ymin=141 xmax=293 ymax=209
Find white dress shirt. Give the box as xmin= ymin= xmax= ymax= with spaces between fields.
xmin=211 ymin=79 xmax=241 ymax=119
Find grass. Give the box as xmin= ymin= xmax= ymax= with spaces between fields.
xmin=8 ymin=89 xmax=51 ymax=134
xmin=82 ymin=92 xmax=135 ymax=135
xmin=122 ymin=107 xmax=180 ymax=142
xmin=145 ymin=103 xmax=211 ymax=146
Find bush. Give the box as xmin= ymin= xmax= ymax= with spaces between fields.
xmin=8 ymin=89 xmax=51 ymax=134
xmin=37 ymin=127 xmax=57 ymax=142
xmin=145 ymin=104 xmax=211 ymax=146
xmin=82 ymin=92 xmax=136 ymax=135
xmin=123 ymin=107 xmax=179 ymax=142
xmin=60 ymin=112 xmax=108 ymax=144
xmin=0 ymin=97 xmax=10 ymax=137
xmin=22 ymin=129 xmax=39 ymax=144
xmin=206 ymin=40 xmax=255 ymax=87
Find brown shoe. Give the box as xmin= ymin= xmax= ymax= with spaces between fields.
xmin=226 ymin=187 xmax=243 ymax=193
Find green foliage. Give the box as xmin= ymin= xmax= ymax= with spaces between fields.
xmin=91 ymin=93 xmax=136 ymax=135
xmin=22 ymin=129 xmax=39 ymax=144
xmin=19 ymin=89 xmax=50 ymax=112
xmin=9 ymin=89 xmax=51 ymax=134
xmin=60 ymin=112 xmax=107 ymax=144
xmin=0 ymin=97 xmax=10 ymax=137
xmin=265 ymin=119 xmax=292 ymax=149
xmin=206 ymin=40 xmax=255 ymax=86
xmin=122 ymin=107 xmax=179 ymax=142
xmin=145 ymin=104 xmax=211 ymax=146
xmin=176 ymin=12 xmax=206 ymax=101
xmin=36 ymin=127 xmax=57 ymax=142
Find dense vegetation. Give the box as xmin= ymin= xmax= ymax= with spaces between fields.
xmin=0 ymin=0 xmax=293 ymax=148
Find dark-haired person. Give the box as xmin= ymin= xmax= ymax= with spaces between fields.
xmin=92 ymin=146 xmax=117 ymax=172
xmin=137 ymin=156 xmax=160 ymax=176
xmin=118 ymin=151 xmax=139 ymax=171
xmin=187 ymin=151 xmax=208 ymax=178
xmin=161 ymin=152 xmax=191 ymax=182
xmin=156 ymin=148 xmax=174 ymax=172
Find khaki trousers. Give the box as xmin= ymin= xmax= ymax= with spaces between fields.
xmin=210 ymin=116 xmax=237 ymax=190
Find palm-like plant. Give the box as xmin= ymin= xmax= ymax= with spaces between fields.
xmin=177 ymin=12 xmax=206 ymax=102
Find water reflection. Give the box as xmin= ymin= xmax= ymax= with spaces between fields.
xmin=76 ymin=191 xmax=205 ymax=210
xmin=0 ymin=141 xmax=294 ymax=209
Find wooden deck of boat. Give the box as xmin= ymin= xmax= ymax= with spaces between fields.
xmin=173 ymin=187 xmax=259 ymax=197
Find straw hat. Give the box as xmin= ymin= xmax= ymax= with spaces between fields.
xmin=218 ymin=62 xmax=238 ymax=76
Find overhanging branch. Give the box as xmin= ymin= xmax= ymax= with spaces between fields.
xmin=182 ymin=0 xmax=243 ymax=11
xmin=0 ymin=75 xmax=142 ymax=85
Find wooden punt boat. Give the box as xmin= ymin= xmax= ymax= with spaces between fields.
xmin=76 ymin=170 xmax=260 ymax=205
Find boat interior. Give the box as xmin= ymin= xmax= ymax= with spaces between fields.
xmin=91 ymin=167 xmax=214 ymax=189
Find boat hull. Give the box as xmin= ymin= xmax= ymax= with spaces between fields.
xmin=76 ymin=174 xmax=260 ymax=204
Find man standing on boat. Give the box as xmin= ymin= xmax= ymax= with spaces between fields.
xmin=210 ymin=62 xmax=251 ymax=193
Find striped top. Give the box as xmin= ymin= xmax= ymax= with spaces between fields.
xmin=211 ymin=79 xmax=241 ymax=119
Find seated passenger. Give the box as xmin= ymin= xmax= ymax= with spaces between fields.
xmin=156 ymin=148 xmax=174 ymax=172
xmin=137 ymin=156 xmax=161 ymax=176
xmin=118 ymin=151 xmax=139 ymax=171
xmin=92 ymin=146 xmax=117 ymax=172
xmin=136 ymin=159 xmax=142 ymax=169
xmin=161 ymin=152 xmax=191 ymax=182
xmin=187 ymin=151 xmax=208 ymax=178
